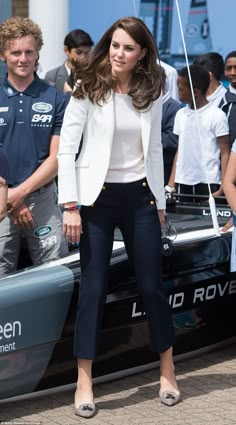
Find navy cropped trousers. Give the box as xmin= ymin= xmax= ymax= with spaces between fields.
xmin=73 ymin=178 xmax=175 ymax=359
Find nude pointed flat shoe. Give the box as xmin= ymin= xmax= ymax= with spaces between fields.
xmin=75 ymin=402 xmax=97 ymax=418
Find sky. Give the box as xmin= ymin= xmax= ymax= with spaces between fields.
xmin=69 ymin=0 xmax=235 ymax=60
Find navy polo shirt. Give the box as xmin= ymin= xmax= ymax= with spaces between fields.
xmin=0 ymin=75 xmax=69 ymax=186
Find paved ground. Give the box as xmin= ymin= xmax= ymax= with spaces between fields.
xmin=0 ymin=343 xmax=236 ymax=425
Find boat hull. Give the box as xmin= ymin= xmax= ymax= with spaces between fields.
xmin=0 ymin=211 xmax=235 ymax=400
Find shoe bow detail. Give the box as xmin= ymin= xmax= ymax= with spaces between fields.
xmin=81 ymin=404 xmax=94 ymax=412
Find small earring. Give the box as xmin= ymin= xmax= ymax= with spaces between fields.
xmin=135 ymin=60 xmax=144 ymax=73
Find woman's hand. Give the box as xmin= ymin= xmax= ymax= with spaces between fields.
xmin=63 ymin=210 xmax=82 ymax=245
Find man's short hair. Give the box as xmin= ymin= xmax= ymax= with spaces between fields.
xmin=64 ymin=29 xmax=94 ymax=51
xmin=193 ymin=52 xmax=224 ymax=81
xmin=225 ymin=51 xmax=236 ymax=63
xmin=0 ymin=16 xmax=43 ymax=55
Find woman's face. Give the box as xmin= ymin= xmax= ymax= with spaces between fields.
xmin=109 ymin=28 xmax=146 ymax=78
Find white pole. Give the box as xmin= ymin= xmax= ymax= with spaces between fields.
xmin=29 ymin=0 xmax=69 ymax=73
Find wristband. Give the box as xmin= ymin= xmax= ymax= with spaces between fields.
xmin=63 ymin=204 xmax=81 ymax=212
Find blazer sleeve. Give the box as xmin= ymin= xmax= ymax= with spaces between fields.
xmin=45 ymin=68 xmax=58 ymax=85
xmin=147 ymin=96 xmax=166 ymax=210
xmin=57 ymin=95 xmax=90 ymax=204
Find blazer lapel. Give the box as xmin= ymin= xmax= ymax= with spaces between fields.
xmin=102 ymin=92 xmax=115 ymax=149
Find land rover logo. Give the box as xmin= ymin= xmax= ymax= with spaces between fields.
xmin=32 ymin=102 xmax=53 ymax=113
xmin=185 ymin=24 xmax=198 ymax=37
xmin=34 ymin=225 xmax=52 ymax=237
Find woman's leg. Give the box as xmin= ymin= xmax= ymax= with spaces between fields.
xmin=74 ymin=203 xmax=115 ymax=360
xmin=159 ymin=346 xmax=179 ymax=394
xmin=73 ymin=193 xmax=117 ymax=412
xmin=74 ymin=358 xmax=97 ymax=418
xmin=120 ymin=180 xmax=179 ymax=399
xmin=75 ymin=358 xmax=93 ymax=406
xmin=121 ymin=184 xmax=174 ymax=353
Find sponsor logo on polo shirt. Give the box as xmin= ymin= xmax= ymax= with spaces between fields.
xmin=34 ymin=225 xmax=52 ymax=237
xmin=7 ymin=87 xmax=14 ymax=95
xmin=32 ymin=102 xmax=53 ymax=113
xmin=0 ymin=107 xmax=8 ymax=112
xmin=0 ymin=118 xmax=6 ymax=126
xmin=32 ymin=114 xmax=52 ymax=123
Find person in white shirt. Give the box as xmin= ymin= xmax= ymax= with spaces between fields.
xmin=160 ymin=60 xmax=179 ymax=102
xmin=193 ymin=52 xmax=227 ymax=106
xmin=220 ymin=51 xmax=236 ymax=231
xmin=58 ymin=16 xmax=180 ymax=419
xmin=167 ymin=64 xmax=230 ymax=201
xmin=219 ymin=51 xmax=236 ymax=146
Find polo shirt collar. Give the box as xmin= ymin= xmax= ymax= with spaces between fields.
xmin=3 ymin=74 xmax=41 ymax=98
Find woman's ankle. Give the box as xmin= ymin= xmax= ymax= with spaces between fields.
xmin=75 ymin=384 xmax=94 ymax=406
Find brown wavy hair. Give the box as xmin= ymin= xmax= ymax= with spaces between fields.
xmin=73 ymin=17 xmax=165 ymax=110
xmin=0 ymin=17 xmax=43 ymax=55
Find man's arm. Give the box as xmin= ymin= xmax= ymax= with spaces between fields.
xmin=167 ymin=148 xmax=178 ymax=189
xmin=219 ymin=135 xmax=231 ymax=182
xmin=212 ymin=135 xmax=230 ymax=197
xmin=0 ymin=177 xmax=7 ymax=223
xmin=7 ymin=135 xmax=59 ymax=212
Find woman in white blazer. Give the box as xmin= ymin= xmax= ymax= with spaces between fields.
xmin=58 ymin=17 xmax=180 ymax=418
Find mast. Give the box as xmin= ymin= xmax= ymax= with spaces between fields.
xmin=139 ymin=0 xmax=160 ymax=41
xmin=139 ymin=0 xmax=174 ymax=58
xmin=158 ymin=0 xmax=174 ymax=57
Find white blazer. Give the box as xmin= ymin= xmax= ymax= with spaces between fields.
xmin=58 ymin=92 xmax=166 ymax=209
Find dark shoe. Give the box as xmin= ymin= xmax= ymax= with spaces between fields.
xmin=75 ymin=403 xmax=97 ymax=418
xmin=159 ymin=390 xmax=181 ymax=406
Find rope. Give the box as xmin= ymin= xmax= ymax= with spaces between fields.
xmin=175 ymin=0 xmax=220 ymax=235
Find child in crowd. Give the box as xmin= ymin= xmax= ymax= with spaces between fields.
xmin=193 ymin=52 xmax=227 ymax=106
xmin=161 ymin=95 xmax=180 ymax=185
xmin=160 ymin=63 xmax=180 ymax=185
xmin=219 ymin=51 xmax=236 ymax=231
xmin=45 ymin=29 xmax=94 ymax=92
xmin=167 ymin=64 xmax=230 ymax=201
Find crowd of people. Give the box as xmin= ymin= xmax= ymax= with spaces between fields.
xmin=0 ymin=14 xmax=236 ymax=419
